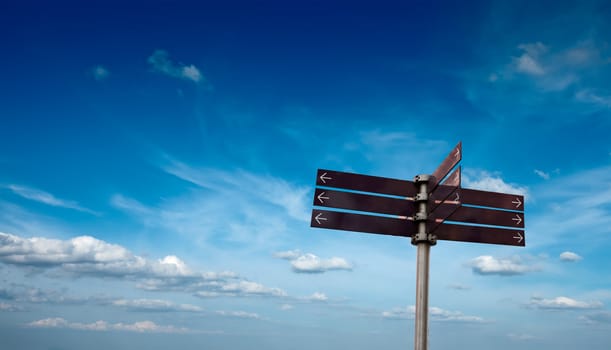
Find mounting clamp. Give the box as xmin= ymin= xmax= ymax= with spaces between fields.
xmin=411 ymin=232 xmax=437 ymax=245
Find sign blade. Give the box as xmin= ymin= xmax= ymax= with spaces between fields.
xmin=316 ymin=169 xmax=416 ymax=197
xmin=444 ymin=205 xmax=525 ymax=228
xmin=430 ymin=142 xmax=462 ymax=191
xmin=428 ymin=188 xmax=461 ymax=233
xmin=435 ymin=223 xmax=525 ymax=246
xmin=461 ymin=188 xmax=525 ymax=211
xmin=313 ymin=188 xmax=415 ymax=217
xmin=310 ymin=209 xmax=414 ymax=237
xmin=429 ymin=166 xmax=461 ymax=214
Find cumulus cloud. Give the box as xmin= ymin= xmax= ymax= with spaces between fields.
xmin=273 ymin=250 xmax=352 ymax=273
xmin=112 ymin=299 xmax=203 ymax=312
xmin=382 ymin=306 xmax=484 ymax=322
xmin=26 ymin=318 xmax=193 ymax=333
xmin=305 ymin=292 xmax=328 ymax=302
xmin=91 ymin=65 xmax=109 ymax=81
xmin=290 ymin=254 xmax=352 ymax=273
xmin=147 ymin=50 xmax=203 ymax=83
xmin=527 ymin=296 xmax=603 ymax=310
xmin=468 ymin=255 xmax=537 ymax=276
xmin=463 ymin=170 xmax=528 ymax=197
xmin=0 ymin=232 xmax=286 ymax=299
xmin=560 ymin=251 xmax=582 ymax=262
xmin=2 ymin=185 xmax=98 ymax=215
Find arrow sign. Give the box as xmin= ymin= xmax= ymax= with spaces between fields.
xmin=435 ymin=223 xmax=525 ymax=246
xmin=313 ymin=188 xmax=415 ymax=217
xmin=429 ymin=166 xmax=461 ymax=214
xmin=437 ymin=205 xmax=525 ymax=228
xmin=311 ymin=209 xmax=414 ymax=237
xmin=316 ymin=169 xmax=416 ymax=197
xmin=461 ymin=188 xmax=525 ymax=211
xmin=430 ymin=142 xmax=462 ymax=192
xmin=428 ymin=188 xmax=461 ymax=233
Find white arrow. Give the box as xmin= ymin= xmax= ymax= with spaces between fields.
xmin=513 ymin=232 xmax=523 ymax=243
xmin=317 ymin=192 xmax=329 ymax=204
xmin=454 ymin=192 xmax=460 ymax=202
xmin=512 ymin=214 xmax=522 ymax=225
xmin=314 ymin=213 xmax=327 ymax=225
xmin=455 ymin=148 xmax=460 ymax=158
xmin=319 ymin=172 xmax=332 ymax=184
xmin=512 ymin=197 xmax=522 ymax=208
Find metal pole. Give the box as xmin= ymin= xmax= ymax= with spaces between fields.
xmin=412 ymin=175 xmax=434 ymax=350
xmin=414 ymin=240 xmax=430 ymax=350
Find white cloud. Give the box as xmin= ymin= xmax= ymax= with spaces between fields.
xmin=579 ymin=311 xmax=611 ymax=324
xmin=26 ymin=318 xmax=193 ymax=333
xmin=469 ymin=255 xmax=537 ymax=276
xmin=575 ymin=89 xmax=611 ymax=108
xmin=112 ymin=299 xmax=203 ymax=312
xmin=274 ymin=250 xmax=352 ymax=274
xmin=463 ymin=170 xmax=528 ymax=197
xmin=534 ymin=169 xmax=550 ymax=180
xmin=163 ymin=161 xmax=310 ymax=223
xmin=508 ymin=333 xmax=536 ymax=341
xmin=0 ymin=302 xmax=20 ymax=311
xmin=219 ymin=281 xmax=287 ymax=298
xmin=3 ymin=185 xmax=98 ymax=215
xmin=147 ymin=50 xmax=203 ymax=83
xmin=305 ymin=292 xmax=328 ymax=302
xmin=527 ymin=296 xmax=603 ymax=310
xmin=91 ymin=65 xmax=109 ymax=81
xmin=514 ymin=42 xmax=547 ymax=75
xmin=0 ymin=232 xmax=286 ymax=300
xmin=273 ymin=250 xmax=302 ymax=260
xmin=215 ymin=310 xmax=262 ymax=320
xmin=382 ymin=305 xmax=484 ymax=322
xmin=290 ymin=253 xmax=352 ymax=273
xmin=559 ymin=251 xmax=582 ymax=262
xmin=280 ymin=304 xmax=293 ymax=311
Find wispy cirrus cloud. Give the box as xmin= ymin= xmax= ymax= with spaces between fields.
xmin=2 ymin=184 xmax=99 ymax=215
xmin=579 ymin=311 xmax=611 ymax=324
xmin=26 ymin=317 xmax=199 ymax=334
xmin=111 ymin=299 xmax=203 ymax=313
xmin=148 ymin=50 xmax=204 ymax=83
xmin=382 ymin=305 xmax=484 ymax=323
xmin=215 ymin=310 xmax=263 ymax=320
xmin=91 ymin=65 xmax=109 ymax=81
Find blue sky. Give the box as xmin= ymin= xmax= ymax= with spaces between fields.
xmin=1 ymin=1 xmax=611 ymax=349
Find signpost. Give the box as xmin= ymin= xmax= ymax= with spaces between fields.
xmin=309 ymin=142 xmax=526 ymax=350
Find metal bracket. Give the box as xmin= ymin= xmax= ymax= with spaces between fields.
xmin=415 ymin=193 xmax=428 ymax=202
xmin=414 ymin=212 xmax=427 ymax=221
xmin=411 ymin=232 xmax=437 ymax=245
xmin=414 ymin=174 xmax=431 ymax=184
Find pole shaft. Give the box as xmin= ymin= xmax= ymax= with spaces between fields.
xmin=414 ymin=181 xmax=430 ymax=350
